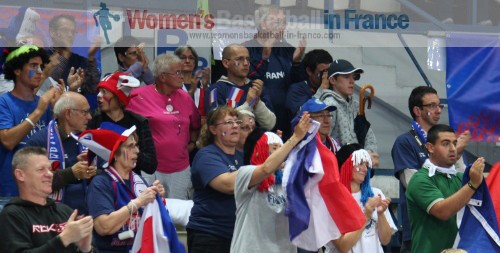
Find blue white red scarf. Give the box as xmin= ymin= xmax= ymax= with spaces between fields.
xmin=47 ymin=119 xmax=88 ymax=202
xmin=47 ymin=119 xmax=65 ymax=202
xmin=411 ymin=120 xmax=427 ymax=143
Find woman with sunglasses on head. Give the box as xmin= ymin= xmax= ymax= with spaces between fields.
xmin=325 ymin=143 xmax=397 ymax=253
xmin=315 ymin=59 xmax=378 ymax=154
xmin=127 ymin=54 xmax=201 ymax=200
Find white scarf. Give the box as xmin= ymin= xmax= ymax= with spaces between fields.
xmin=424 ymin=159 xmax=457 ymax=178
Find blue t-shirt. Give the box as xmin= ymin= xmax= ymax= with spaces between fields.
xmin=286 ymin=80 xmax=314 ymax=117
xmin=391 ymin=130 xmax=428 ymax=241
xmin=27 ymin=126 xmax=88 ymax=214
xmin=244 ymin=39 xmax=298 ymax=140
xmin=187 ymin=144 xmax=243 ymax=239
xmin=0 ymin=93 xmax=51 ymax=196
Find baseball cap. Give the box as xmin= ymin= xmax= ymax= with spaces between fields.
xmin=328 ymin=59 xmax=364 ymax=78
xmin=299 ymin=98 xmax=337 ymax=115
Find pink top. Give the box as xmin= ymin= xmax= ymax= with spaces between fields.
xmin=127 ymin=85 xmax=201 ymax=173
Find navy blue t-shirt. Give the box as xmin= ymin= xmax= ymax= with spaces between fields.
xmin=187 ymin=144 xmax=243 ymax=239
xmin=244 ymin=39 xmax=299 ymax=140
xmin=391 ymin=130 xmax=428 ymax=241
xmin=286 ymin=80 xmax=314 ymax=117
xmin=87 ymin=173 xmax=149 ymax=252
xmin=0 ymin=93 xmax=51 ymax=196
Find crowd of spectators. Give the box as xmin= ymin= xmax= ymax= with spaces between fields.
xmin=0 ymin=4 xmax=492 ymax=253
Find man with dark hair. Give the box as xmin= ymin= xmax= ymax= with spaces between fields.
xmin=113 ymin=36 xmax=153 ymax=85
xmin=286 ymin=49 xmax=333 ymax=117
xmin=205 ymin=43 xmax=276 ymax=131
xmin=391 ymin=86 xmax=469 ymax=252
xmin=406 ymin=124 xmax=485 ymax=253
xmin=0 ymin=45 xmax=58 ymax=197
xmin=0 ymin=146 xmax=95 ymax=252
xmin=48 ymin=14 xmax=100 ymax=95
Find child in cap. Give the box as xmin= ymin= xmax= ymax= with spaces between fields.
xmin=325 ymin=144 xmax=397 ymax=253
xmin=314 ymin=59 xmax=378 ymax=153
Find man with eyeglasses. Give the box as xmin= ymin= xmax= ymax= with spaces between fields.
xmin=0 ymin=45 xmax=57 ymax=198
xmin=113 ymin=36 xmax=153 ymax=86
xmin=27 ymin=91 xmax=95 ymax=214
xmin=315 ymin=59 xmax=378 ymax=153
xmin=286 ymin=49 xmax=333 ymax=117
xmin=205 ymin=43 xmax=276 ymax=131
xmin=391 ymin=86 xmax=470 ymax=253
xmin=48 ymin=14 xmax=100 ymax=96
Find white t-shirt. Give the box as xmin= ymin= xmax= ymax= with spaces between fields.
xmin=325 ymin=187 xmax=398 ymax=253
xmin=230 ymin=165 xmax=296 ymax=253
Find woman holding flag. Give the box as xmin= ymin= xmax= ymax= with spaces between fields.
xmin=76 ymin=123 xmax=166 ymax=252
xmin=230 ymin=114 xmax=310 ymax=253
xmin=325 ymin=144 xmax=397 ymax=253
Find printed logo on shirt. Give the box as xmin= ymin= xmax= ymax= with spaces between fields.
xmin=32 ymin=222 xmax=67 ymax=233
xmin=265 ymin=71 xmax=285 ymax=80
xmin=419 ymin=152 xmax=426 ymax=158
xmin=266 ymin=185 xmax=286 ymax=213
xmin=228 ymin=165 xmax=237 ymax=172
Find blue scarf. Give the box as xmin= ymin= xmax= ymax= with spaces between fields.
xmin=47 ymin=119 xmax=65 ymax=202
xmin=47 ymin=119 xmax=88 ymax=202
xmin=411 ymin=120 xmax=427 ymax=143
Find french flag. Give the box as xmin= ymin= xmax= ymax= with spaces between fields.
xmin=486 ymin=162 xmax=500 ymax=228
xmin=283 ymin=119 xmax=365 ymax=251
xmin=131 ymin=196 xmax=186 ymax=253
xmin=454 ymin=164 xmax=500 ymax=252
xmin=209 ymin=88 xmax=217 ymax=107
xmin=228 ymin=87 xmax=244 ymax=103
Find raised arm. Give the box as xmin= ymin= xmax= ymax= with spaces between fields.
xmin=247 ymin=113 xmax=310 ymax=188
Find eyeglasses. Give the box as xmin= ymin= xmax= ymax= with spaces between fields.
xmin=421 ymin=103 xmax=444 ymax=111
xmin=240 ymin=125 xmax=254 ymax=132
xmin=165 ymin=71 xmax=182 ymax=77
xmin=225 ymin=57 xmax=251 ymax=65
xmin=124 ymin=51 xmax=139 ymax=57
xmin=56 ymin=27 xmax=76 ymax=35
xmin=71 ymin=108 xmax=91 ymax=116
xmin=310 ymin=112 xmax=331 ymax=120
xmin=180 ymin=55 xmax=196 ymax=61
xmin=216 ymin=120 xmax=243 ymax=127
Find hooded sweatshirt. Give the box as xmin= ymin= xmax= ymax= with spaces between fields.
xmin=315 ymin=88 xmax=377 ymax=152
xmin=0 ymin=197 xmax=78 ymax=253
xmin=206 ymin=75 xmax=276 ymax=130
